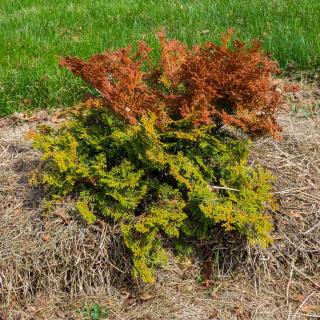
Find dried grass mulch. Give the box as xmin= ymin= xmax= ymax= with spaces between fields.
xmin=0 ymin=80 xmax=319 ymax=320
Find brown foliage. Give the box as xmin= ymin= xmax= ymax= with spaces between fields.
xmin=60 ymin=29 xmax=282 ymax=137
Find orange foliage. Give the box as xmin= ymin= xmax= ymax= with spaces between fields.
xmin=60 ymin=30 xmax=282 ymax=137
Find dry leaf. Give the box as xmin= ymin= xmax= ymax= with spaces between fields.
xmin=123 ymin=292 xmax=131 ymax=299
xmin=301 ymin=304 xmax=320 ymax=313
xmin=27 ymin=306 xmax=37 ymax=312
xmin=49 ymin=114 xmax=58 ymax=123
xmin=55 ymin=210 xmax=70 ymax=225
xmin=41 ymin=234 xmax=50 ymax=242
xmin=290 ymin=294 xmax=305 ymax=303
xmin=139 ymin=293 xmax=154 ymax=301
xmin=13 ymin=207 xmax=22 ymax=215
xmin=202 ymin=279 xmax=215 ymax=288
xmin=285 ymin=210 xmax=303 ymax=219
xmin=49 ymin=110 xmax=66 ymax=123
xmin=0 ymin=118 xmax=10 ymax=128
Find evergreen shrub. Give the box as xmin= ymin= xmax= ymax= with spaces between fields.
xmin=30 ymin=30 xmax=281 ymax=283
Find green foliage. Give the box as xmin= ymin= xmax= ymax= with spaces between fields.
xmin=31 ymin=105 xmax=274 ymax=283
xmin=78 ymin=303 xmax=109 ymax=320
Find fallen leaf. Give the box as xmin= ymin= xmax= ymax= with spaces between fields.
xmin=27 ymin=306 xmax=37 ymax=312
xmin=49 ymin=115 xmax=58 ymax=123
xmin=55 ymin=210 xmax=70 ymax=225
xmin=13 ymin=207 xmax=22 ymax=215
xmin=301 ymin=304 xmax=320 ymax=313
xmin=120 ymin=289 xmax=132 ymax=300
xmin=41 ymin=234 xmax=50 ymax=242
xmin=201 ymin=278 xmax=215 ymax=288
xmin=285 ymin=210 xmax=303 ymax=219
xmin=290 ymin=294 xmax=305 ymax=303
xmin=0 ymin=118 xmax=11 ymax=128
xmin=29 ymin=110 xmax=48 ymax=122
xmin=139 ymin=293 xmax=154 ymax=301
xmin=49 ymin=110 xmax=66 ymax=123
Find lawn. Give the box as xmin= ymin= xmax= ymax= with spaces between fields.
xmin=1 ymin=0 xmax=319 ymax=116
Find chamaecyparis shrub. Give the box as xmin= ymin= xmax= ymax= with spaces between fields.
xmin=30 ymin=30 xmax=281 ymax=283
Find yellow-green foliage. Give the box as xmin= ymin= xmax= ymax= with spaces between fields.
xmin=31 ymin=106 xmax=274 ymax=282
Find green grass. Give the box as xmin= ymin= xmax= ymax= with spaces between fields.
xmin=1 ymin=0 xmax=320 ymax=116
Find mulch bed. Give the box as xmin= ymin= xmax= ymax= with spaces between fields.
xmin=0 ymin=79 xmax=319 ymax=319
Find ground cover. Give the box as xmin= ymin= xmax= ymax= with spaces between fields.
xmin=0 ymin=78 xmax=319 ymax=319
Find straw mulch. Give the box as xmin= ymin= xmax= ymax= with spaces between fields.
xmin=0 ymin=80 xmax=319 ymax=319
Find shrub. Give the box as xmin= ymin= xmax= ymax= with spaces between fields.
xmin=30 ymin=31 xmax=280 ymax=283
